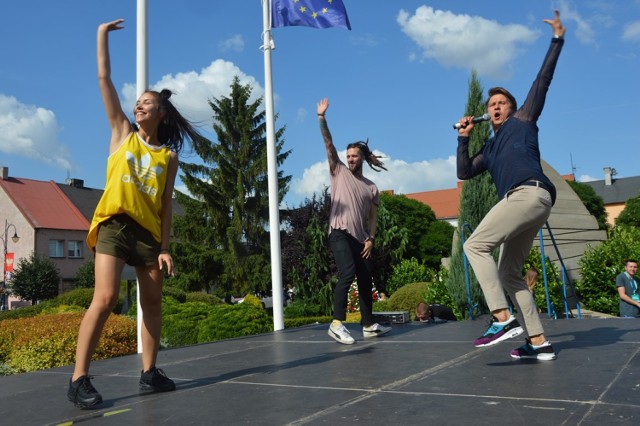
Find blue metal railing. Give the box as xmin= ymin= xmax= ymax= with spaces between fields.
xmin=541 ymin=223 xmax=581 ymax=319
xmin=461 ymin=221 xmax=581 ymax=320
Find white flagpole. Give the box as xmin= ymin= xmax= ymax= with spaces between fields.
xmin=136 ymin=0 xmax=148 ymax=353
xmin=262 ymin=0 xmax=284 ymax=331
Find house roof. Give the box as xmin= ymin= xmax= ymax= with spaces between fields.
xmin=56 ymin=182 xmax=105 ymax=223
xmin=0 ymin=177 xmax=90 ymax=230
xmin=581 ymin=176 xmax=640 ymax=204
xmin=404 ymin=182 xmax=463 ymax=220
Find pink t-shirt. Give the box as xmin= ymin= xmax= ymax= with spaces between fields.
xmin=329 ymin=161 xmax=379 ymax=243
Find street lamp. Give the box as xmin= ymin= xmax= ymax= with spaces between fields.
xmin=1 ymin=219 xmax=20 ymax=310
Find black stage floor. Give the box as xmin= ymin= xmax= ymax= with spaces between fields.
xmin=1 ymin=315 xmax=639 ymax=425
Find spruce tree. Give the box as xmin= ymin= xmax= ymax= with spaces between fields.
xmin=175 ymin=77 xmax=291 ymax=296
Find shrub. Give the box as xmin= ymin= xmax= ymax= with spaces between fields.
xmin=197 ymin=303 xmax=272 ymax=342
xmin=386 ymin=258 xmax=435 ymax=296
xmin=577 ymin=227 xmax=640 ymax=315
xmin=162 ymin=302 xmax=213 ymax=347
xmin=284 ymin=316 xmax=332 ymax=328
xmin=11 ymin=252 xmax=61 ymax=305
xmin=386 ymin=282 xmax=430 ymax=314
xmin=284 ymin=300 xmax=325 ymax=318
xmin=75 ymin=259 xmax=95 ymax=288
xmin=373 ymin=299 xmax=393 ymax=312
xmin=1 ymin=312 xmax=136 ymax=373
xmin=160 ymin=300 xmax=272 ymax=347
xmin=162 ymin=286 xmax=187 ymax=303
xmin=185 ymin=292 xmax=223 ymax=305
xmin=0 ymin=304 xmax=45 ymax=322
xmin=422 ymin=269 xmax=462 ymax=320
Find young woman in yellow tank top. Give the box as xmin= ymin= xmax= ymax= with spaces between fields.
xmin=68 ymin=18 xmax=205 ymax=408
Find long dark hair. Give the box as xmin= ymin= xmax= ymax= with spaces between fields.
xmin=134 ymin=89 xmax=203 ymax=154
xmin=346 ymin=139 xmax=387 ymax=172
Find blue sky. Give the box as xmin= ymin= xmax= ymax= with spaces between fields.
xmin=1 ymin=0 xmax=639 ymax=208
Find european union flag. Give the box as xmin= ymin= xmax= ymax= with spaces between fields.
xmin=271 ymin=0 xmax=351 ymax=30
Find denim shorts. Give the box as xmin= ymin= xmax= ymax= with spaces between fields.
xmin=95 ymin=214 xmax=160 ymax=267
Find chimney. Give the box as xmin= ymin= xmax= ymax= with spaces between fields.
xmin=65 ymin=178 xmax=85 ymax=188
xmin=603 ymin=167 xmax=616 ymax=186
xmin=0 ymin=166 xmax=7 ymax=180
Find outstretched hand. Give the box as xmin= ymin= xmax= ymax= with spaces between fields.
xmin=99 ymin=19 xmax=125 ymax=33
xmin=543 ymin=10 xmax=565 ymax=38
xmin=317 ymin=98 xmax=329 ymax=116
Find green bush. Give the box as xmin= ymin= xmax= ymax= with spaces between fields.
xmin=160 ymin=299 xmax=272 ymax=347
xmin=577 ymin=227 xmax=640 ymax=315
xmin=523 ymin=248 xmax=566 ymax=317
xmin=0 ymin=287 xmax=125 ymax=323
xmin=372 ymin=299 xmax=393 ymax=312
xmin=185 ymin=292 xmax=223 ymax=305
xmin=386 ymin=282 xmax=430 ymax=314
xmin=197 ymin=303 xmax=272 ymax=342
xmin=162 ymin=286 xmax=187 ymax=303
xmin=284 ymin=316 xmax=332 ymax=328
xmin=0 ymin=304 xmax=45 ymax=322
xmin=284 ymin=299 xmax=325 ymax=318
xmin=53 ymin=288 xmax=124 ymax=313
xmin=386 ymin=258 xmax=435 ymax=296
xmin=162 ymin=301 xmax=213 ymax=347
xmin=75 ymin=259 xmax=95 ymax=288
xmin=422 ymin=268 xmax=462 ymax=320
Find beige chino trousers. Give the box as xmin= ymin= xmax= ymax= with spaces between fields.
xmin=464 ymin=185 xmax=552 ymax=337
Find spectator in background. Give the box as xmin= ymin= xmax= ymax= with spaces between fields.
xmin=616 ymin=259 xmax=640 ymax=318
xmin=415 ymin=302 xmax=457 ymax=323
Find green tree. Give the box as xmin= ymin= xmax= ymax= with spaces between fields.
xmin=445 ymin=69 xmax=496 ymax=318
xmin=423 ymin=220 xmax=455 ymax=269
xmin=567 ymin=180 xmax=608 ymax=230
xmin=380 ymin=193 xmax=453 ymax=269
xmin=616 ymin=194 xmax=640 ymax=228
xmin=373 ymin=197 xmax=408 ymax=294
xmin=75 ymin=259 xmax=95 ymax=288
xmin=10 ymin=252 xmax=61 ymax=305
xmin=175 ymin=77 xmax=291 ymax=296
xmin=577 ymin=227 xmax=640 ymax=315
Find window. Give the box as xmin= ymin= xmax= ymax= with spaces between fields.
xmin=49 ymin=240 xmax=64 ymax=258
xmin=68 ymin=241 xmax=83 ymax=258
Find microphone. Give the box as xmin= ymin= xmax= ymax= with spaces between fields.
xmin=452 ymin=113 xmax=490 ymax=130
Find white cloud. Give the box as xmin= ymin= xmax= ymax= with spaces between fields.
xmin=122 ymin=59 xmax=264 ymax=128
xmin=296 ymin=107 xmax=308 ymax=122
xmin=0 ymin=94 xmax=72 ymax=170
xmin=218 ymin=34 xmax=245 ymax=52
xmin=396 ymin=6 xmax=539 ymax=79
xmin=350 ymin=33 xmax=378 ymax=47
xmin=577 ymin=174 xmax=598 ymax=182
xmin=622 ymin=20 xmax=640 ymax=42
xmin=288 ymin=150 xmax=458 ymax=206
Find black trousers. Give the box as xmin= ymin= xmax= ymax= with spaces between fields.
xmin=329 ymin=229 xmax=374 ymax=326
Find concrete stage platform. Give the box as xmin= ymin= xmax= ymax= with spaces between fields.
xmin=1 ymin=315 xmax=639 ymax=425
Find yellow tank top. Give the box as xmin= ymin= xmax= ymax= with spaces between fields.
xmin=87 ymin=132 xmax=171 ymax=250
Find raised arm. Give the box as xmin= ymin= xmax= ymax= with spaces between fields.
xmin=317 ymin=98 xmax=340 ymax=174
xmin=97 ymin=19 xmax=131 ymax=151
xmin=514 ymin=10 xmax=565 ymax=123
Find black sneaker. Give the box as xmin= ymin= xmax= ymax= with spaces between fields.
xmin=510 ymin=339 xmax=557 ymax=361
xmin=67 ymin=375 xmax=103 ymax=409
xmin=139 ymin=367 xmax=176 ymax=393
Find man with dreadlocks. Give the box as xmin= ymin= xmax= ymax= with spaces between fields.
xmin=316 ymin=97 xmax=391 ymax=344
